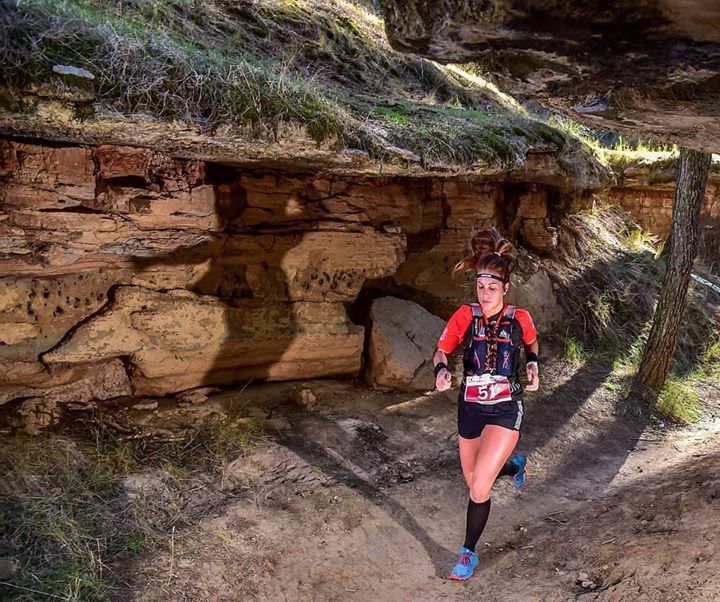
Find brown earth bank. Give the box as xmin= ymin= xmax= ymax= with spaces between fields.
xmin=4 ymin=359 xmax=718 ymax=601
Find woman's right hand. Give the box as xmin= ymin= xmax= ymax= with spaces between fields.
xmin=435 ymin=368 xmax=452 ymax=391
xmin=525 ymin=361 xmax=539 ymax=391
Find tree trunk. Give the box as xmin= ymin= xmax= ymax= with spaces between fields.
xmin=636 ymin=148 xmax=711 ymax=391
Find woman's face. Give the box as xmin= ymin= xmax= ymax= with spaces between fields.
xmin=475 ymin=270 xmax=507 ymax=312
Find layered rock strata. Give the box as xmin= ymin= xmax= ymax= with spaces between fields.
xmin=0 ymin=137 xmax=581 ymax=427
xmin=607 ymin=164 xmax=720 ymax=259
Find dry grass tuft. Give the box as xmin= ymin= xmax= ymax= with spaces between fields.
xmin=0 ymin=412 xmax=259 ymax=601
xmin=657 ymin=377 xmax=701 ymax=424
xmin=548 ymin=205 xmax=720 ymax=375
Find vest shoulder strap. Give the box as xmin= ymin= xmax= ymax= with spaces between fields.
xmin=463 ymin=303 xmax=482 ymax=349
xmin=470 ymin=303 xmax=516 ymax=321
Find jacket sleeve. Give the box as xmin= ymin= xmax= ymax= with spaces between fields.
xmin=437 ymin=305 xmax=473 ymax=354
xmin=514 ymin=308 xmax=538 ymax=345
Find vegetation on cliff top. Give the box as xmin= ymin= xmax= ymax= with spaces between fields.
xmin=0 ymin=0 xmax=601 ymax=174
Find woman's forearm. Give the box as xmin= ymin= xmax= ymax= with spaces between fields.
xmin=434 ymin=349 xmax=448 ymax=367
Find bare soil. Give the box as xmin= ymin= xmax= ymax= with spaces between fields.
xmin=99 ymin=361 xmax=720 ymax=601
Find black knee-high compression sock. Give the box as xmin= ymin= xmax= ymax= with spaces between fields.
xmin=463 ymin=498 xmax=491 ymax=553
xmin=498 ymin=461 xmax=518 ymax=478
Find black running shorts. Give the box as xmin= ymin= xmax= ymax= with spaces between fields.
xmin=457 ymin=398 xmax=524 ymax=439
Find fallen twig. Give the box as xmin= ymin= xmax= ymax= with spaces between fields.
xmin=0 ymin=582 xmax=70 ymax=600
xmin=99 ymin=416 xmax=134 ymax=434
xmin=545 ymin=515 xmax=569 ymax=525
xmin=164 ymin=525 xmax=176 ymax=587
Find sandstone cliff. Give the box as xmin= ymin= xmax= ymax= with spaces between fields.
xmin=2 ymin=1 xmax=717 ymax=435
xmin=0 ymin=135 xmax=591 ymax=431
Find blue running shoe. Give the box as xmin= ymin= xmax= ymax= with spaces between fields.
xmin=449 ymin=546 xmax=479 ymax=581
xmin=509 ymin=453 xmax=527 ymax=490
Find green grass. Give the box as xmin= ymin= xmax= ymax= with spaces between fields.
xmin=564 ymin=333 xmax=588 ymax=366
xmin=623 ymin=228 xmax=658 ymax=253
xmin=656 ymin=377 xmax=701 ymax=423
xmin=703 ymin=340 xmax=720 ymax=379
xmin=371 ymin=107 xmax=411 ymax=125
xmin=612 ymin=336 xmax=647 ymax=374
xmin=540 ymin=114 xmax=681 ymax=170
xmin=0 ymin=0 xmax=603 ymax=172
xmin=598 ymin=139 xmax=679 ymax=170
xmin=652 ymin=338 xmax=720 ymax=424
xmin=0 ymin=414 xmax=258 ymax=601
xmin=592 ymin=291 xmax=613 ymax=325
xmin=355 ymin=98 xmax=585 ymax=166
xmin=4 ymin=0 xmax=346 ymax=141
xmin=447 ymin=64 xmax=526 ymax=112
xmin=547 ymin=114 xmax=595 ymax=147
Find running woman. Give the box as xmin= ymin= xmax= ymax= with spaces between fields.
xmin=433 ymin=227 xmax=539 ymax=581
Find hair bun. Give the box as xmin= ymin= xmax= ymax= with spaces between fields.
xmin=453 ymin=227 xmax=518 ymax=282
xmin=469 ymin=228 xmax=500 ymax=256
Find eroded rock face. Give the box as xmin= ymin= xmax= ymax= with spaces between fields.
xmin=392 ymin=180 xmax=565 ymax=318
xmin=607 ymin=166 xmax=720 ymax=261
xmin=42 ymin=286 xmax=367 ymax=395
xmin=0 ymin=359 xmax=131 ymax=434
xmin=0 ymin=137 xmax=580 ymax=423
xmin=381 ymin=1 xmax=720 ymax=151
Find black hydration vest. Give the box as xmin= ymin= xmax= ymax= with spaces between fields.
xmin=462 ymin=303 xmax=522 ymax=378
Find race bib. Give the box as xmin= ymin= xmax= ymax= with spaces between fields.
xmin=464 ymin=374 xmax=512 ymax=404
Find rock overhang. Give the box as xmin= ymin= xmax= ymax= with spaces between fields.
xmin=380 ymin=0 xmax=720 ymax=151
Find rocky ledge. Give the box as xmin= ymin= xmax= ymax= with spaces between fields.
xmin=0 ymin=136 xmax=576 ymax=431
xmin=381 ymin=0 xmax=720 ymax=152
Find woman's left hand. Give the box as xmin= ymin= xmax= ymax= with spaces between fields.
xmin=525 ymin=362 xmax=539 ymax=391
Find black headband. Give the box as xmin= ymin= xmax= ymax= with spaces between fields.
xmin=476 ymin=272 xmax=506 ymax=283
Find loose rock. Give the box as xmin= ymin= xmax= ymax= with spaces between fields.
xmin=176 ymin=387 xmax=221 ymax=405
xmin=0 ymin=559 xmax=18 ymax=580
xmin=133 ymin=400 xmax=159 ymax=411
xmin=293 ymin=388 xmax=317 ymax=409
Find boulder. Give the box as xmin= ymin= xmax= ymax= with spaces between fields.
xmin=366 ymin=296 xmax=445 ymax=391
xmin=507 ymin=269 xmax=563 ymax=330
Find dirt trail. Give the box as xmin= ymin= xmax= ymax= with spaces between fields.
xmin=126 ymin=364 xmax=720 ymax=602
